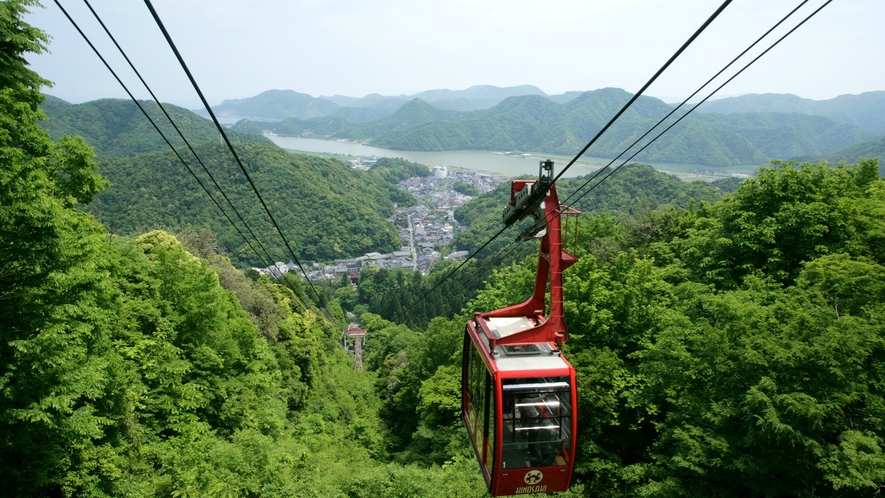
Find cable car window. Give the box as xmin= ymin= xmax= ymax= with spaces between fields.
xmin=465 ymin=343 xmax=495 ymax=475
xmin=500 ymin=376 xmax=571 ymax=469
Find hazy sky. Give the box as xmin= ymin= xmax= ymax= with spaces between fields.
xmin=24 ymin=0 xmax=884 ymax=109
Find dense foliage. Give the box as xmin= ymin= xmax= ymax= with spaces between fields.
xmin=0 ymin=7 xmax=487 ymax=492
xmin=8 ymin=3 xmax=885 ymax=496
xmin=558 ymin=158 xmax=885 ymax=496
xmin=84 ymin=142 xmax=405 ymax=265
xmin=369 ymin=156 xmax=432 ymax=184
xmin=353 ymin=259 xmax=507 ymax=330
xmin=452 ymin=181 xmax=479 ymax=196
xmin=360 ymin=157 xmax=885 ymax=497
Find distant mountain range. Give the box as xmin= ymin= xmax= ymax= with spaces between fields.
xmin=199 ymin=85 xmax=562 ymax=123
xmin=227 ymin=87 xmax=883 ymax=168
xmin=697 ymin=92 xmax=885 ymax=133
xmin=47 ymin=85 xmax=884 ymax=170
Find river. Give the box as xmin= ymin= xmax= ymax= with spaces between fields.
xmin=268 ymin=137 xmax=606 ymax=178
xmin=266 ymin=136 xmax=757 ymax=180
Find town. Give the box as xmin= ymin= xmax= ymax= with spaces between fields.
xmin=254 ymin=160 xmax=506 ymax=280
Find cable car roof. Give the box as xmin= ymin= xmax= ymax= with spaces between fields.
xmin=492 ymin=342 xmax=569 ymax=372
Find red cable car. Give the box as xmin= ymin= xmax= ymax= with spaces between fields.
xmin=462 ymin=160 xmax=580 ymax=496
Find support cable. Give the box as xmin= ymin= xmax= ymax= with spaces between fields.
xmin=551 ymin=0 xmax=732 ymax=185
xmin=534 ymin=0 xmax=832 ymax=235
xmin=389 ymin=0 xmax=732 ymax=324
xmin=78 ymin=0 xmax=281 ymax=277
xmin=467 ymin=0 xmax=831 ymax=316
xmin=142 ymin=0 xmax=329 ymax=315
xmin=53 ymin=0 xmax=266 ymax=266
xmin=470 ymin=1 xmax=833 ymax=324
xmin=56 ymin=0 xmax=313 ymax=313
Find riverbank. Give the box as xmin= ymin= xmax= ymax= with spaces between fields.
xmin=267 ymin=136 xmax=760 ymax=181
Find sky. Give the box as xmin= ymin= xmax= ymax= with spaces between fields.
xmin=23 ymin=0 xmax=885 ymax=110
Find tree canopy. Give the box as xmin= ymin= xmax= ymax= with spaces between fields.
xmin=6 ymin=2 xmax=885 ymax=495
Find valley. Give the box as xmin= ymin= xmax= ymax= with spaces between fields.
xmin=5 ymin=2 xmax=885 ymax=496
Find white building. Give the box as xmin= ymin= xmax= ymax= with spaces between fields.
xmin=431 ymin=165 xmax=448 ymax=179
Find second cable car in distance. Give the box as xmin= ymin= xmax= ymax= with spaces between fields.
xmin=462 ymin=160 xmax=580 ymax=496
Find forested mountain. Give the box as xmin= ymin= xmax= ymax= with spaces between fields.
xmin=332 ymin=94 xmax=410 ymax=123
xmin=337 ymin=98 xmax=464 ymax=139
xmin=9 ymin=2 xmax=885 ymax=496
xmin=698 ymin=91 xmax=885 ymax=132
xmin=85 ymin=142 xmax=411 ymax=265
xmin=37 ymin=96 xmax=419 ymax=267
xmin=38 ymin=97 xmax=268 ymax=157
xmin=369 ymin=88 xmax=672 ymax=153
xmin=368 ymin=89 xmax=876 ymax=166
xmin=408 ymin=84 xmax=548 ymax=111
xmin=207 ymin=85 xmax=552 ymax=123
xmin=694 ymin=111 xmax=878 ymax=158
xmin=235 ymin=87 xmax=878 ymax=167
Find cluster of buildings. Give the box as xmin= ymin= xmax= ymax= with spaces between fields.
xmin=253 ymin=164 xmax=505 ymax=280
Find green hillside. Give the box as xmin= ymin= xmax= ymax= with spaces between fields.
xmin=826 ymin=135 xmax=885 ymax=167
xmin=695 ymin=111 xmax=878 ymax=157
xmin=333 ymin=98 xmax=407 ymax=123
xmin=37 ymin=96 xmax=414 ymax=267
xmin=232 ymin=114 xmax=351 ymax=136
xmin=368 ymin=90 xmax=874 ymax=166
xmin=338 ymin=98 xmax=464 ymax=139
xmin=38 ymin=97 xmax=268 ymax=157
xmin=87 ymin=142 xmax=408 ymax=265
xmin=8 ymin=4 xmax=885 ymax=496
xmin=801 ymin=135 xmax=885 ymax=176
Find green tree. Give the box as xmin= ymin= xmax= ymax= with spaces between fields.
xmin=0 ymin=2 xmax=126 ymax=493
xmin=676 ymin=159 xmax=884 ymax=287
xmin=452 ymin=181 xmax=479 ymax=196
